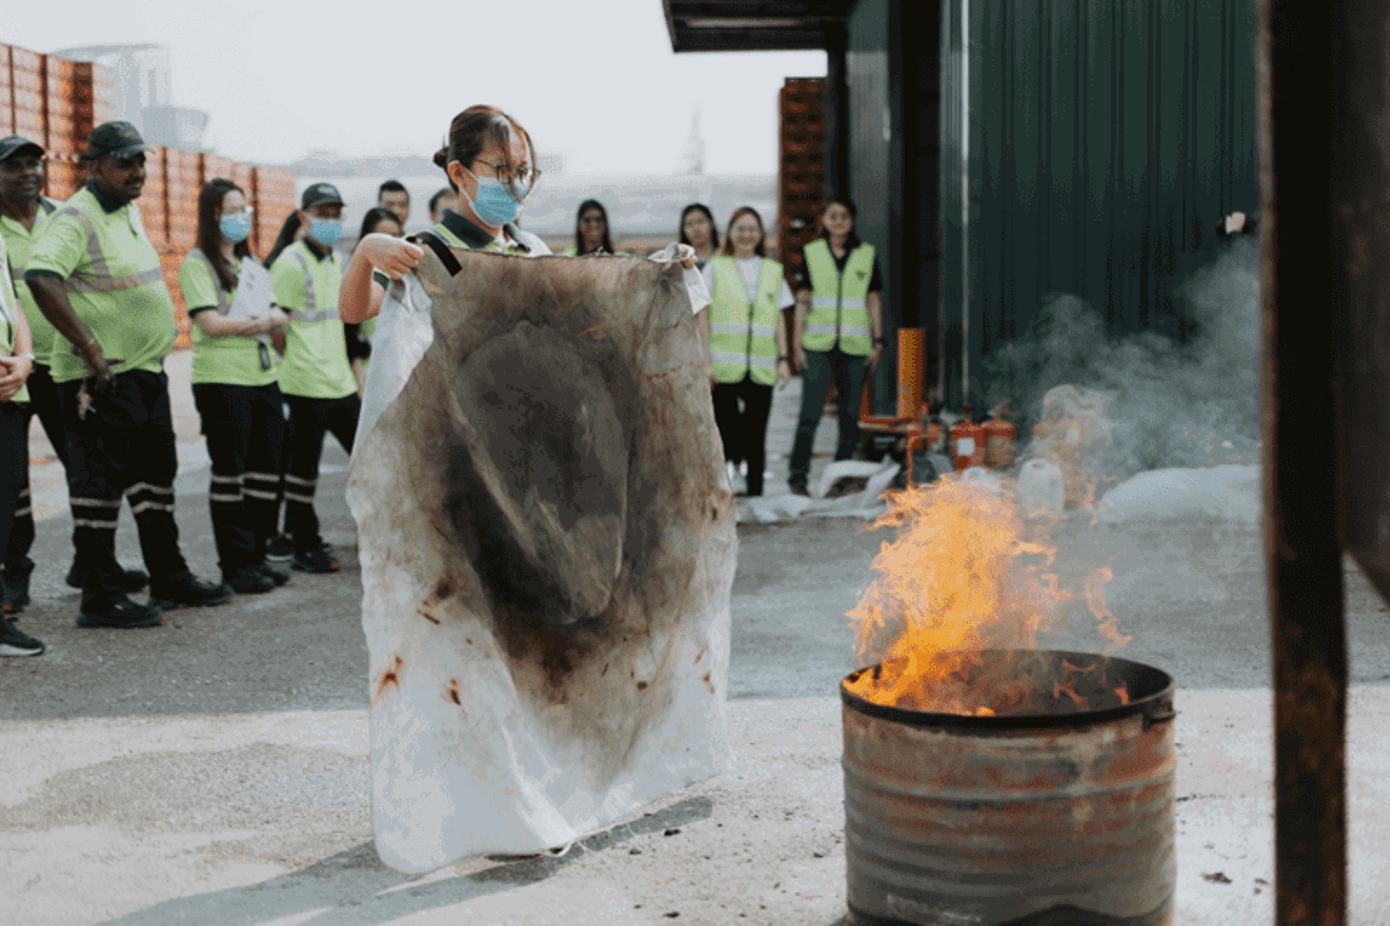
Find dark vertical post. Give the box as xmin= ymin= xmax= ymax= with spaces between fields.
xmin=824 ymin=22 xmax=850 ymax=199
xmin=1259 ymin=2 xmax=1347 ymax=923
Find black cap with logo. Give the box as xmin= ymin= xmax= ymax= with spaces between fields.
xmin=0 ymin=135 xmax=45 ymax=162
xmin=84 ymin=121 xmax=152 ymax=161
xmin=301 ymin=182 xmax=345 ymax=209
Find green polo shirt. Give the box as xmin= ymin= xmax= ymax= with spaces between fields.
xmin=25 ymin=181 xmax=176 ymax=384
xmin=0 ymin=197 xmax=59 ymax=367
xmin=0 ymin=239 xmax=29 ymax=404
xmin=270 ymin=239 xmax=356 ymax=399
xmin=180 ymin=248 xmax=279 ymax=388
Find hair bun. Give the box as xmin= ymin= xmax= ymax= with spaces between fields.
xmin=433 ymin=147 xmax=449 ymax=169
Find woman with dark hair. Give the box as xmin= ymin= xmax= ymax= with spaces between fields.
xmin=677 ymin=203 xmax=719 ymax=269
xmin=786 ymin=196 xmax=885 ymax=496
xmin=698 ymin=206 xmax=794 ymax=497
xmin=344 ymin=207 xmax=401 ymax=394
xmin=264 ymin=211 xmax=304 ymax=269
xmin=178 ymin=178 xmax=290 ymax=594
xmin=561 ymin=199 xmax=624 ymax=256
xmin=341 ymin=104 xmax=551 ymax=328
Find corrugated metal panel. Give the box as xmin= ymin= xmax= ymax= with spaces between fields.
xmin=847 ymin=0 xmax=895 ymax=415
xmin=941 ymin=0 xmax=1257 ymax=407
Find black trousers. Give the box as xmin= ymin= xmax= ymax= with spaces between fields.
xmin=3 ymin=363 xmax=64 ymax=581
xmin=0 ymin=403 xmax=27 ymax=595
xmin=193 ymin=382 xmax=287 ymax=575
xmin=711 ymin=375 xmax=775 ymax=496
xmin=61 ymin=369 xmax=188 ymax=610
xmin=283 ymin=393 xmax=359 ymax=553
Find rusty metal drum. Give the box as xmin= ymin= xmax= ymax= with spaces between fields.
xmin=841 ymin=649 xmax=1176 ymax=926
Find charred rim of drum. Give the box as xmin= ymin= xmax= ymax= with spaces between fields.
xmin=840 ymin=649 xmax=1175 ymax=727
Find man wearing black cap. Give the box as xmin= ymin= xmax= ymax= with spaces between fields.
xmin=270 ymin=182 xmax=357 ymax=574
xmin=25 ymin=121 xmax=234 ymax=628
xmin=0 ymin=133 xmax=148 ymax=611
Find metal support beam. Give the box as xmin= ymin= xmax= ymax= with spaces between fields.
xmin=1259 ymin=2 xmax=1347 ymax=923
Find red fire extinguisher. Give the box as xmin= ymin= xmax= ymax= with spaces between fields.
xmin=983 ymin=400 xmax=1016 ymax=471
xmin=950 ymin=403 xmax=986 ymax=471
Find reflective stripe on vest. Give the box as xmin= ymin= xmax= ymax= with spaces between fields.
xmin=800 ymin=238 xmax=875 ymax=355
xmin=288 ymin=250 xmax=339 ymax=322
xmin=55 ymin=205 xmax=162 ymax=295
xmin=708 ymin=256 xmax=782 ymax=386
xmin=184 ymin=249 xmax=233 ymax=314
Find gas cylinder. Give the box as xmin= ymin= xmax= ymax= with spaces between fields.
xmin=983 ymin=400 xmax=1017 ymax=470
xmin=919 ymin=402 xmax=946 ymax=454
xmin=950 ymin=404 xmax=986 ymax=471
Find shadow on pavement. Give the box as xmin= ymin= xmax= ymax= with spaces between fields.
xmin=89 ymin=796 xmax=715 ymax=926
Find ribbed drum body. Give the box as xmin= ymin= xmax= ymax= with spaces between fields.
xmin=841 ymin=652 xmax=1175 ymax=926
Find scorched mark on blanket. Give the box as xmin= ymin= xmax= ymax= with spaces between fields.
xmin=374 ymin=655 xmax=404 ymax=705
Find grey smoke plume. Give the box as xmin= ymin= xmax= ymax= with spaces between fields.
xmin=982 ymin=237 xmax=1260 ymax=479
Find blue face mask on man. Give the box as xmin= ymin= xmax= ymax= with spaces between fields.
xmin=219 ymin=212 xmax=252 ymax=243
xmin=460 ymin=165 xmax=527 ymax=228
xmin=309 ymin=218 xmax=343 ymax=245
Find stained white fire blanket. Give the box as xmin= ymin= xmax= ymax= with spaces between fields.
xmin=346 ymin=243 xmax=737 ymax=874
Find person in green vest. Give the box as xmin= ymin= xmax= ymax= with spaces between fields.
xmin=270 ymin=182 xmax=361 ymax=574
xmin=697 ymin=206 xmax=794 ymax=497
xmin=0 ymin=134 xmax=60 ymax=613
xmin=0 ymin=217 xmax=41 ymax=655
xmin=180 ymin=177 xmax=290 ymax=596
xmin=787 ymin=196 xmax=885 ymax=497
xmin=25 ymin=120 xmax=235 ymax=628
xmin=560 ymin=199 xmax=626 ymax=257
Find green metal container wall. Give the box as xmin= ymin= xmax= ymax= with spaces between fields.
xmin=940 ymin=0 xmax=1257 ymax=408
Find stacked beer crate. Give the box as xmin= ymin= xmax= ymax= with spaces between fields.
xmin=777 ymin=78 xmax=826 ymax=372
xmin=1 ymin=43 xmax=297 ymax=350
xmin=9 ymin=47 xmax=45 ymax=151
xmin=251 ymin=167 xmax=298 ymax=259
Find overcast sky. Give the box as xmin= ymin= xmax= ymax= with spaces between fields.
xmin=0 ymin=1 xmax=826 ymax=176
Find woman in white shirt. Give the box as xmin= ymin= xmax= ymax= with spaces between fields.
xmin=698 ymin=206 xmax=793 ymax=497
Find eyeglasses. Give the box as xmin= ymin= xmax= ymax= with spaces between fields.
xmin=472 ymin=158 xmax=541 ymax=193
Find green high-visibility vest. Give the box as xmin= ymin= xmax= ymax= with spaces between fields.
xmin=800 ymin=238 xmax=875 ymax=355
xmin=708 ymin=256 xmax=782 ymax=386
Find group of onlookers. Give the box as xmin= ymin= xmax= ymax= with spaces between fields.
xmin=0 ymin=122 xmax=439 ymax=657
xmin=0 ymin=112 xmax=886 ymax=660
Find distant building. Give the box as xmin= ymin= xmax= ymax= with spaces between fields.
xmin=52 ymin=43 xmax=209 ymax=150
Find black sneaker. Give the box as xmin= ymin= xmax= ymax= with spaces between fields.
xmin=2 ymin=585 xmax=29 ymax=614
xmin=149 ymin=570 xmax=235 ymax=610
xmin=65 ymin=561 xmax=150 ymax=592
xmin=224 ymin=566 xmax=277 ymax=595
xmin=255 ymin=562 xmax=291 ymax=586
xmin=76 ymin=596 xmax=163 ymax=629
xmin=291 ymin=546 xmax=339 ymax=574
xmin=3 ymin=560 xmax=33 ymax=613
xmin=0 ymin=615 xmax=44 ymax=655
xmin=265 ymin=535 xmax=294 ymax=563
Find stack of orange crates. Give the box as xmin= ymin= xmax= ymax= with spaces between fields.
xmin=251 ymin=167 xmax=298 ymax=260
xmin=9 ymin=47 xmax=45 ymax=149
xmin=776 ymin=77 xmax=826 ymax=373
xmin=164 ymin=148 xmax=200 ymax=251
xmin=0 ymin=44 xmax=296 ymax=350
xmin=0 ymin=45 xmax=13 ymax=134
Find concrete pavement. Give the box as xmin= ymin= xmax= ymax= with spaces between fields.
xmin=2 ymin=350 xmax=1389 ymax=924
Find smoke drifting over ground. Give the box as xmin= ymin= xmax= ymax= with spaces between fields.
xmin=983 ymin=237 xmax=1260 ymax=479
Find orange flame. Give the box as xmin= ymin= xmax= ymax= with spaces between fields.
xmin=844 ymin=474 xmax=1129 ymax=715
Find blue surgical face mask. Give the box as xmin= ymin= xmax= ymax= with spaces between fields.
xmin=219 ymin=212 xmax=252 ymax=243
xmin=461 ymin=166 xmax=524 ymax=227
xmin=309 ymin=218 xmax=342 ymax=245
